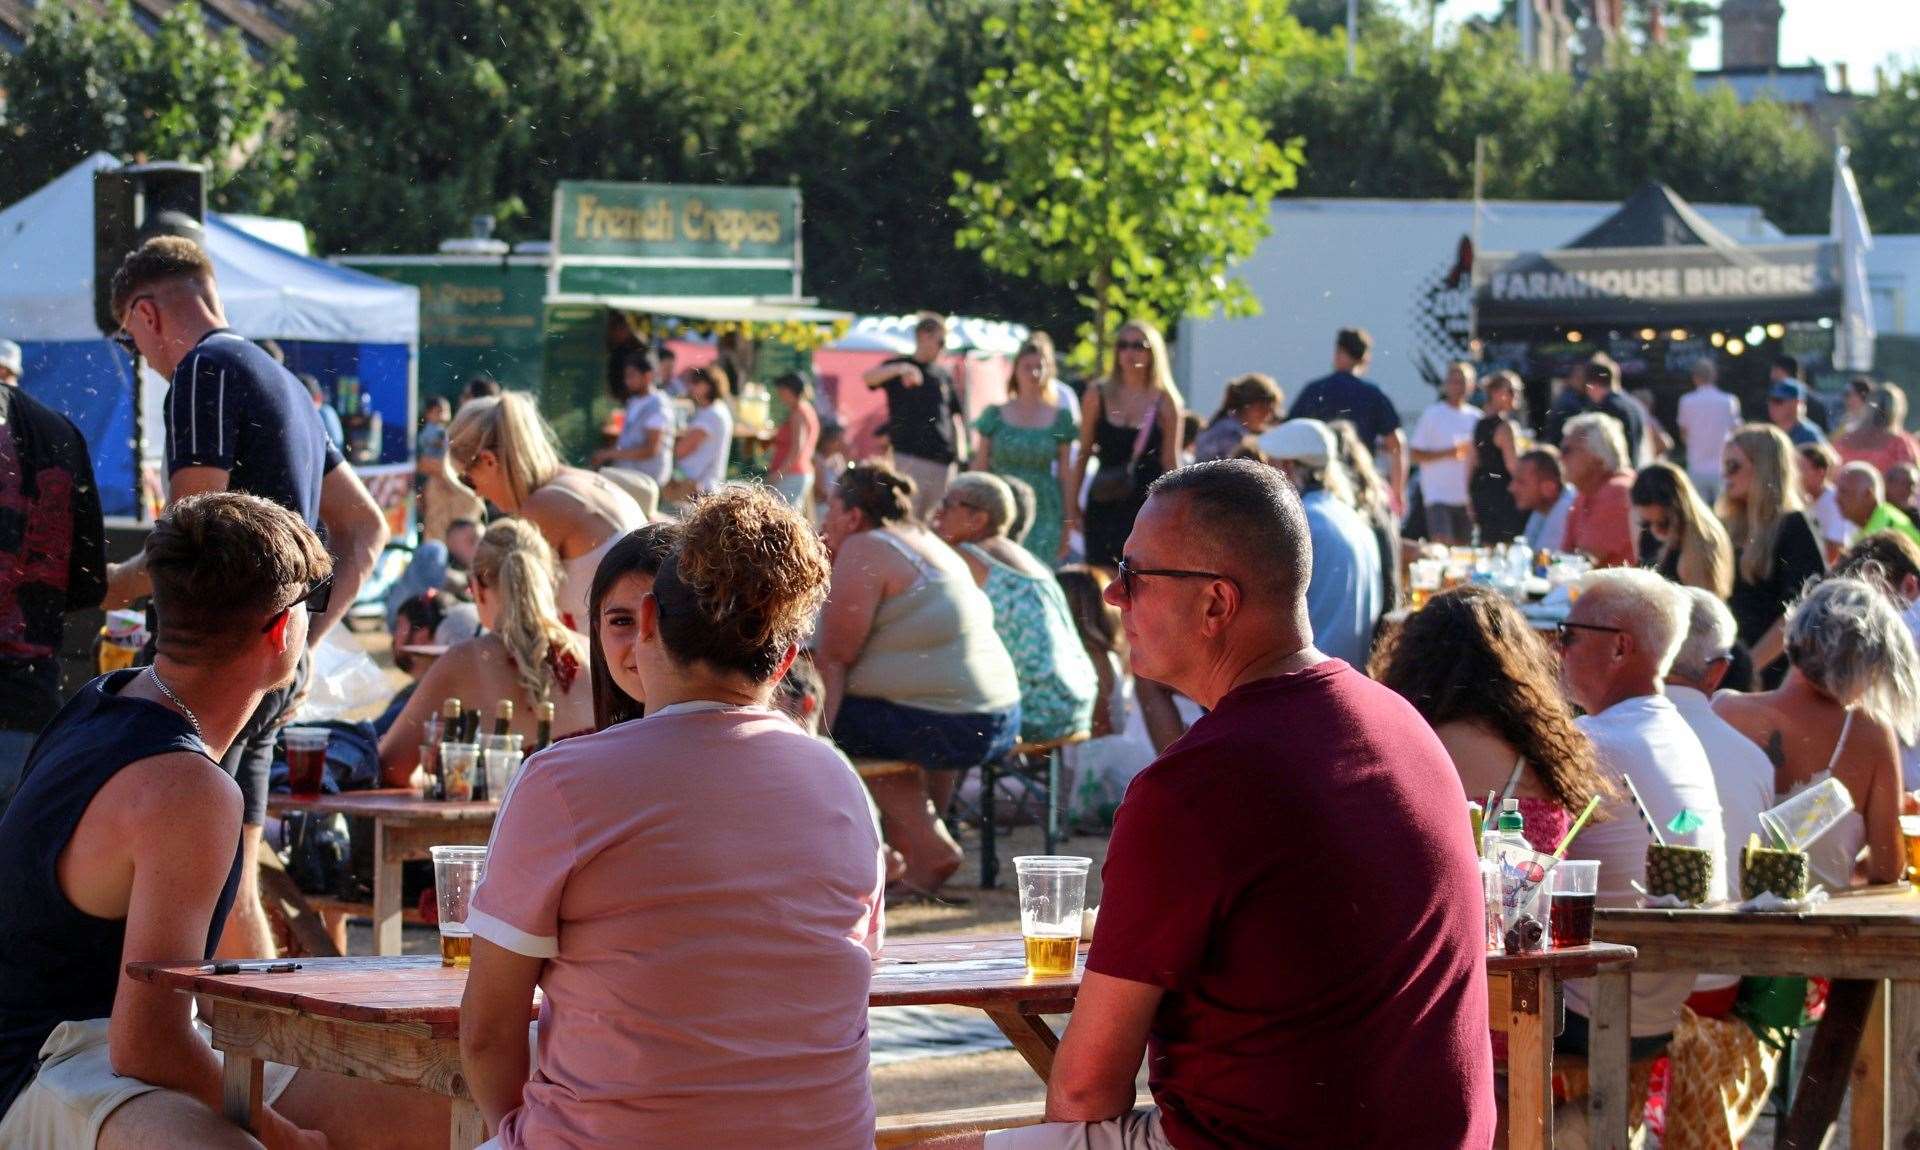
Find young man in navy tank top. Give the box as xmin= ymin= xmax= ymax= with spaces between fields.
xmin=0 ymin=493 xmax=447 ymax=1148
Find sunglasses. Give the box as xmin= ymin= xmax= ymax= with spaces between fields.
xmin=1114 ymin=556 xmax=1237 ymax=600
xmin=111 ymin=294 xmax=155 ymax=357
xmin=1722 ymin=460 xmax=1744 ymax=476
xmin=261 ymin=574 xmax=335 ymax=632
xmin=1553 ymin=620 xmax=1623 ymax=649
xmin=1114 ymin=339 xmax=1151 ymax=352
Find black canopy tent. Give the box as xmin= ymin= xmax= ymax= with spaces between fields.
xmin=1473 ymin=182 xmax=1841 ymax=332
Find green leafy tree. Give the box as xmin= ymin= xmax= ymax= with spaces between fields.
xmin=291 ymin=0 xmax=625 ymax=254
xmin=0 ymin=2 xmax=298 ymax=210
xmin=1849 ymin=66 xmax=1920 ymax=234
xmin=954 ymin=0 xmax=1305 ymax=360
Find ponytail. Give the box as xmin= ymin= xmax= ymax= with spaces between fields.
xmin=472 ymin=519 xmax=582 ymax=701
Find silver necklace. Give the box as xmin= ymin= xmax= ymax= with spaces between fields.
xmin=148 ymin=666 xmax=203 ymax=738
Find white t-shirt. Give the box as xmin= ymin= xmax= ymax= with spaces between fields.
xmin=1668 ymin=684 xmax=1775 ymax=991
xmin=680 ymin=401 xmax=734 ymax=493
xmin=1409 ymin=401 xmax=1482 ymax=506
xmin=616 ymin=392 xmax=674 ymax=484
xmin=1677 ymin=387 xmax=1742 ymax=477
xmin=1812 ymin=486 xmax=1851 ymax=549
xmin=1565 ymin=694 xmax=1726 ymax=1036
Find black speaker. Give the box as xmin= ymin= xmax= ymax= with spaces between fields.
xmin=93 ymin=162 xmax=207 ymax=335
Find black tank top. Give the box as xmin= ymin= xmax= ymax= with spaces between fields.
xmin=0 ymin=670 xmax=241 ymax=1114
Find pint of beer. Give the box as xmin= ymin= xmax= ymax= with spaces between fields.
xmin=430 ymin=845 xmax=487 ymax=967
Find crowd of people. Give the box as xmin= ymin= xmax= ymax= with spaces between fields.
xmin=4 ymin=231 xmax=1920 ymax=1149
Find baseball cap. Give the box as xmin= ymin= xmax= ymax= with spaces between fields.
xmin=1769 ymin=380 xmax=1807 ymax=402
xmin=1258 ymin=419 xmax=1335 ymax=467
xmin=0 ymin=339 xmax=21 ymax=380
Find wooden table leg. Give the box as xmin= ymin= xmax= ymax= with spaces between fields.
xmin=449 ymin=1097 xmax=488 ymax=1150
xmin=1587 ymin=970 xmax=1631 ymax=1150
xmin=373 ymin=818 xmax=404 ymax=956
xmin=1888 ymin=980 xmax=1920 ymax=1148
xmin=1505 ymin=968 xmax=1554 ymax=1150
xmin=1852 ymin=980 xmax=1888 ymax=1150
xmin=985 ymin=1006 xmax=1061 ymax=1082
xmin=222 ymin=1048 xmax=263 ymax=1133
xmin=1781 ymin=977 xmax=1879 ymax=1149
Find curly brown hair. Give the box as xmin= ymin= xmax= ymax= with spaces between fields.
xmin=657 ymin=484 xmax=832 ymax=680
xmin=1369 ymin=584 xmax=1612 ymax=817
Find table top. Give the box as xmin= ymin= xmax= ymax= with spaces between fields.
xmin=1596 ymin=883 xmax=1920 ymax=929
xmin=265 ymin=789 xmax=498 ymax=823
xmin=128 ymin=935 xmax=1634 ymax=1040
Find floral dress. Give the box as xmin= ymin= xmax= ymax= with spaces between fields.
xmin=962 ymin=545 xmax=1098 ymax=744
xmin=975 ymin=403 xmax=1077 ymax=565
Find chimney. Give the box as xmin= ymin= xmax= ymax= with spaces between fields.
xmin=1719 ymin=0 xmax=1782 ymax=70
xmin=1836 ymin=62 xmax=1850 ymax=93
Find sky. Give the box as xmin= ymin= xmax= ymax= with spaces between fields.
xmin=1404 ymin=0 xmax=1920 ymax=91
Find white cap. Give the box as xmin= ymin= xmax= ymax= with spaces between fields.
xmin=0 ymin=339 xmax=20 ymax=380
xmin=1258 ymin=419 xmax=1335 ymax=467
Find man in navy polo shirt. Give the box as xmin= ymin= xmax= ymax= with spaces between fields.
xmin=104 ymin=236 xmax=389 ymax=959
xmin=1288 ymin=327 xmax=1407 ymax=508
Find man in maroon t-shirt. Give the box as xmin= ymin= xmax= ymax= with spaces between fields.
xmin=916 ymin=460 xmax=1495 ymax=1150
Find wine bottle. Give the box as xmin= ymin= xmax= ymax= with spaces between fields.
xmin=492 ymin=700 xmax=514 ymax=738
xmin=535 ymin=701 xmax=554 ymax=753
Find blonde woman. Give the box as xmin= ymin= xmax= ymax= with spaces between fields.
xmin=1063 ymin=319 xmax=1184 ymax=568
xmin=973 ymin=337 xmax=1079 ymax=564
xmin=377 ymin=519 xmax=593 ymax=783
xmin=1721 ymin=424 xmax=1828 ymax=684
xmin=448 ymin=392 xmax=645 ymax=633
xmin=1630 ymin=462 xmax=1734 ymax=598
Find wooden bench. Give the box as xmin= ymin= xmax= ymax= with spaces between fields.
xmin=875 ymin=1094 xmax=1155 ymax=1148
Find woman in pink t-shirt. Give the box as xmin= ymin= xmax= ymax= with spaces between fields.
xmin=461 ymin=486 xmax=887 ymax=1150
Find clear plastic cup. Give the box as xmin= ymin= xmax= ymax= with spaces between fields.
xmin=440 ymin=742 xmax=478 ymax=802
xmin=430 ymin=845 xmax=487 ymax=967
xmin=1549 ymin=860 xmax=1599 ymax=949
xmin=1758 ymin=777 xmax=1855 ymax=852
xmin=1490 ymin=841 xmax=1557 ymax=954
xmin=282 ymin=727 xmax=330 ymax=797
xmin=1014 ymin=856 xmax=1091 ymax=977
xmin=1479 ymin=859 xmax=1502 ymax=952
xmin=1900 ymin=815 xmax=1920 ymax=883
xmin=482 ymin=733 xmax=524 ymax=801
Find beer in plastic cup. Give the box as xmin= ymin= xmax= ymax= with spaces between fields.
xmin=431 ymin=845 xmax=487 ymax=967
xmin=1014 ymin=856 xmax=1091 ymax=977
xmin=1548 ymin=860 xmax=1599 ymax=949
xmin=1901 ymin=816 xmax=1920 ymax=884
xmin=282 ymin=727 xmax=330 ymax=798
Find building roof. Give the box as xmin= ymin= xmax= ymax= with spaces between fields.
xmin=0 ymin=0 xmax=307 ymax=60
xmin=1694 ymin=65 xmax=1832 ymax=107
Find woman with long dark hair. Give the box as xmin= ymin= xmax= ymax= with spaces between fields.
xmin=1371 ymin=584 xmax=1612 ymax=851
xmin=585 ymin=524 xmax=680 ymax=729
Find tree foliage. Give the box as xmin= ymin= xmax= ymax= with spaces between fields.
xmin=954 ymin=0 xmax=1305 ymax=359
xmin=1850 ymin=66 xmax=1920 ymax=234
xmin=1267 ymin=25 xmax=1829 ymax=233
xmin=0 ymin=1 xmax=298 ymax=211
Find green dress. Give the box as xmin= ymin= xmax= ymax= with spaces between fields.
xmin=975 ymin=403 xmax=1078 ymax=565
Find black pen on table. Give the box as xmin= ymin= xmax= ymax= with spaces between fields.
xmin=200 ymin=961 xmax=303 ymax=974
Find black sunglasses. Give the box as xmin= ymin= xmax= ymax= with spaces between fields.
xmin=112 ymin=294 xmax=155 ymax=358
xmin=1114 ymin=339 xmax=1150 ymax=352
xmin=1553 ymin=620 xmax=1624 ymax=648
xmin=261 ymin=575 xmax=335 ymax=632
xmin=1115 ymin=557 xmax=1237 ymax=600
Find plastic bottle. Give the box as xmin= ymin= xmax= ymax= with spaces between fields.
xmin=1483 ymin=799 xmax=1528 ymax=861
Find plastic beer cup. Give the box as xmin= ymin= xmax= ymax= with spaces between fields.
xmin=1014 ymin=856 xmax=1091 ymax=977
xmin=431 ymin=845 xmax=487 ymax=967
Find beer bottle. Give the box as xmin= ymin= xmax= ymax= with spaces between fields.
xmin=434 ymin=698 xmax=462 ymax=801
xmin=535 ymin=701 xmax=554 ymax=753
xmin=492 ymin=700 xmax=514 ymax=738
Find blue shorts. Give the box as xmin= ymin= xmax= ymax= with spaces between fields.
xmin=834 ymin=696 xmax=1021 ymax=770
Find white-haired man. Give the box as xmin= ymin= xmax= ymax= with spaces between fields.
xmin=1560 ymin=412 xmax=1636 ymax=567
xmin=1555 ymin=570 xmax=1725 ymax=1084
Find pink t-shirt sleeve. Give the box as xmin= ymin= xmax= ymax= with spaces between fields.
xmin=469 ymin=765 xmax=575 ymax=959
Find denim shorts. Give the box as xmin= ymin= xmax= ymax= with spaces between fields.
xmin=834 ymin=695 xmax=1021 ymax=770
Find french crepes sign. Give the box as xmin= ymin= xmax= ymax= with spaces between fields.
xmin=1474 ymin=242 xmax=1841 ymax=329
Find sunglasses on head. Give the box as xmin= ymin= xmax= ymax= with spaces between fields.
xmin=261 ymin=575 xmax=334 ymax=633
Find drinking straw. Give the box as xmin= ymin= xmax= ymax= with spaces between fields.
xmin=1618 ymin=773 xmax=1667 ymax=848
xmin=1551 ymin=795 xmax=1604 ymax=860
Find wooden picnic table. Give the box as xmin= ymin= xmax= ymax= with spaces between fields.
xmin=1595 ymin=883 xmax=1920 ymax=1150
xmin=267 ymin=790 xmax=497 ymax=956
xmin=129 ymin=934 xmax=1632 ymax=1150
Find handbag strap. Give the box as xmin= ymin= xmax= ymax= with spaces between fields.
xmin=1124 ymin=390 xmax=1158 ymax=468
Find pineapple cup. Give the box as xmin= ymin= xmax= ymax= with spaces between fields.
xmin=1644 ymin=843 xmax=1715 ymax=906
xmin=1740 ymin=845 xmax=1809 ymax=902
